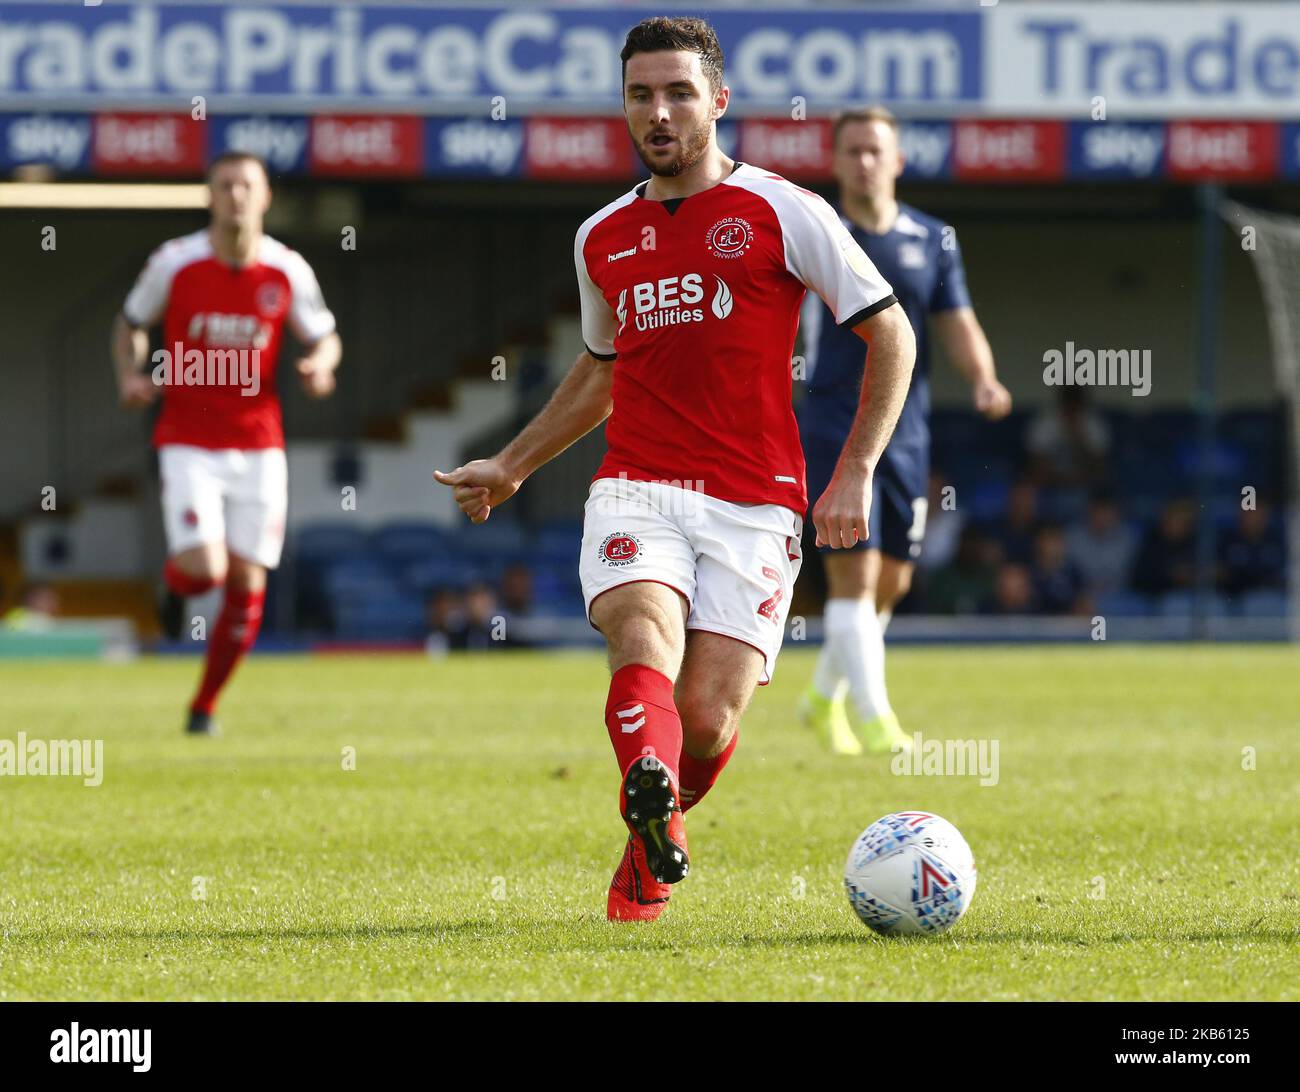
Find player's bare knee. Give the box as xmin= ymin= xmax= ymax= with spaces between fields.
xmin=678 ymin=690 xmax=742 ymax=758
xmin=226 ymin=557 xmax=267 ymax=595
xmin=826 ymin=549 xmax=878 ymax=599
xmin=877 ymin=560 xmax=914 ymax=609
xmin=173 ymin=548 xmax=226 ymax=587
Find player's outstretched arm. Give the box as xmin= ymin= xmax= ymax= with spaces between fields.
xmin=434 ymin=350 xmax=614 ymax=523
xmin=110 ymin=312 xmax=157 ymax=408
xmin=296 ymin=331 xmax=343 ymax=399
xmin=934 ymin=308 xmax=1011 ymax=420
xmin=812 ymin=304 xmax=916 ymax=549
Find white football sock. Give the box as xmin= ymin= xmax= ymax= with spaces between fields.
xmin=811 ymin=636 xmax=847 ymax=702
xmin=878 ymin=606 xmax=894 ymax=633
xmin=826 ymin=597 xmax=893 ymax=724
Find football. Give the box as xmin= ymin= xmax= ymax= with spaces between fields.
xmin=844 ymin=811 xmax=977 ymax=936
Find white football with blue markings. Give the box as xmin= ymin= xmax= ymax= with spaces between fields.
xmin=844 ymin=811 xmax=977 ymax=936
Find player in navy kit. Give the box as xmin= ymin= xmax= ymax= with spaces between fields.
xmin=799 ymin=107 xmax=1012 ymax=755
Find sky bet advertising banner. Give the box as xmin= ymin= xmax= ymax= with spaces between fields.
xmin=1 ymin=1 xmax=1298 ymax=182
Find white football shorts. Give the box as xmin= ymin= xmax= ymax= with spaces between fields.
xmin=579 ymin=477 xmax=804 ymax=684
xmin=158 ymin=444 xmax=288 ymax=569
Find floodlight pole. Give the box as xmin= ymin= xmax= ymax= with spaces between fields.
xmin=1192 ymin=182 xmax=1224 ymax=641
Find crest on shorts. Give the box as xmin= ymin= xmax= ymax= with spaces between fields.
xmin=599 ymin=532 xmax=641 ymax=567
xmin=183 ymin=508 xmax=199 ymax=528
xmin=706 ymin=216 xmax=753 ymax=260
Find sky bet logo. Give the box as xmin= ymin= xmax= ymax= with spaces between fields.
xmin=2 ymin=115 xmax=90 ymax=171
xmin=1073 ymin=122 xmax=1166 ymax=178
xmin=215 ymin=116 xmax=308 ymax=173
xmin=618 ymin=274 xmax=733 ymax=334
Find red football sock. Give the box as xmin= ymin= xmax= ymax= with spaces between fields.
xmin=678 ymin=731 xmax=738 ymax=812
xmin=604 ymin=664 xmax=683 ymax=783
xmin=190 ymin=586 xmax=265 ymax=715
xmin=164 ymin=557 xmax=219 ymax=597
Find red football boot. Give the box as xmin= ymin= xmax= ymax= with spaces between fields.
xmin=620 ymin=754 xmax=689 ymax=885
xmin=606 ymin=835 xmax=673 ymax=922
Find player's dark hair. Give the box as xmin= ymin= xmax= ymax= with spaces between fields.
xmin=833 ymin=106 xmax=900 ymax=150
xmin=207 ymin=150 xmax=270 ymax=183
xmin=621 ymin=16 xmax=725 ymax=94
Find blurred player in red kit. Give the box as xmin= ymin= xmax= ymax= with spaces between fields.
xmin=436 ymin=17 xmax=915 ymax=920
xmin=112 ymin=152 xmax=342 ymax=735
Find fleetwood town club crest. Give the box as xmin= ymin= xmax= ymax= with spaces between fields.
xmin=599 ymin=532 xmax=642 ymax=567
xmin=255 ymin=281 xmax=288 ymax=316
xmin=706 ymin=216 xmax=753 ymax=259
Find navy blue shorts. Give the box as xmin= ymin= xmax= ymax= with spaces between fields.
xmin=800 ymin=398 xmax=929 ymax=562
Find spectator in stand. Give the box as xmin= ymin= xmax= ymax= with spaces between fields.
xmin=425 ymin=586 xmax=467 ymax=655
xmin=1026 ymin=387 xmax=1111 ymax=490
xmin=989 ymin=562 xmax=1035 ymax=615
xmin=461 ymin=582 xmax=503 ymax=651
xmin=1030 ymin=523 xmax=1089 ymax=615
xmin=1218 ymin=500 xmax=1285 ymax=597
xmin=1065 ymin=491 xmax=1136 ymax=597
xmin=498 ymin=562 xmax=536 ymax=648
xmin=500 ymin=563 xmax=535 ymax=618
xmin=982 ymin=476 xmax=1039 ymax=565
xmin=926 ymin=526 xmax=1002 ymax=614
xmin=1132 ymin=498 xmax=1198 ymax=597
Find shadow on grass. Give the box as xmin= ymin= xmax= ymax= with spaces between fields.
xmin=5 ymin=919 xmax=517 ymax=945
xmin=954 ymin=928 xmax=1300 ymax=945
xmin=9 ymin=920 xmax=1296 ymax=949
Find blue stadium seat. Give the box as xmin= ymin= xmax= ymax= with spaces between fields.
xmin=1238 ymin=589 xmax=1288 ymax=618
xmin=530 ymin=563 xmax=579 ymax=602
xmin=965 ymin=478 xmax=1010 ymax=523
xmin=400 ymin=556 xmax=485 ymax=594
xmin=454 ymin=519 xmax=531 ymax=558
xmin=1156 ymin=590 xmax=1195 ymax=618
xmin=537 ymin=598 xmax=589 ymax=619
xmin=1211 ymin=495 xmax=1251 ymax=528
xmin=319 ymin=552 xmax=426 ymax=639
xmin=1221 ymin=408 xmax=1284 ymax=450
xmin=372 ymin=521 xmax=453 ymax=562
xmin=332 ymin=597 xmax=427 ymax=641
xmin=320 ymin=556 xmax=389 ymax=582
xmin=1156 ymin=590 xmax=1229 ymax=618
xmin=294 ymin=522 xmax=371 ymax=564
xmin=536 ymin=520 xmax=585 ymax=563
xmin=983 ymin=410 xmax=1028 ymax=463
xmin=1095 ymin=591 xmax=1153 ymax=618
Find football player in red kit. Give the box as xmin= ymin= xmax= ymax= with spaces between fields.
xmin=436 ymin=17 xmax=915 ymax=920
xmin=112 ymin=152 xmax=341 ymax=735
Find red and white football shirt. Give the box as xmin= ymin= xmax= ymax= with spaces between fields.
xmin=123 ymin=230 xmax=336 ymax=450
xmin=575 ymin=161 xmax=895 ymax=516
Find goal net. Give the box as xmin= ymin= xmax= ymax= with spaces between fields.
xmin=1221 ymin=199 xmax=1300 ymax=640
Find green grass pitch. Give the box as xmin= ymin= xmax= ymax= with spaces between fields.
xmin=1 ymin=645 xmax=1296 ymax=1001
